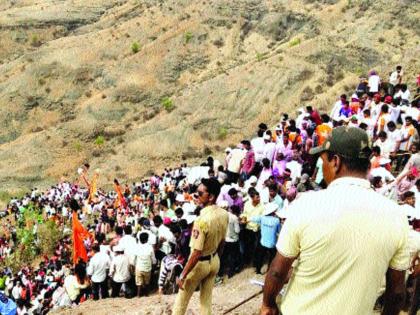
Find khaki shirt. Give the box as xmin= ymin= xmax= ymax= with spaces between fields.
xmin=277 ymin=177 xmax=409 ymax=315
xmin=190 ymin=205 xmax=229 ymax=256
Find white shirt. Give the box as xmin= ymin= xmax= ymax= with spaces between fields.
xmin=394 ymin=89 xmax=410 ymax=101
xmin=277 ymin=177 xmax=409 ymax=315
xmin=285 ymin=160 xmax=302 ymax=183
xmin=134 ymin=243 xmax=156 ymax=272
xmin=368 ymin=75 xmax=380 ymax=93
xmin=118 ymin=235 xmax=137 ymax=264
xmin=87 ymin=251 xmax=111 ymax=283
xmin=110 ymin=254 xmax=131 ymax=283
xmin=158 ymin=225 xmax=175 ymax=255
xmin=137 ymin=229 xmax=157 ymax=246
xmin=373 ymin=139 xmax=395 ymax=159
xmin=263 ymin=142 xmax=277 ymax=164
xmin=225 ymin=212 xmax=240 ymax=242
xmin=251 ymin=137 xmax=265 ymax=162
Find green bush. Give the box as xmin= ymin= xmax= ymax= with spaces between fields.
xmin=31 ymin=34 xmax=41 ymax=47
xmin=131 ymin=41 xmax=141 ymax=54
xmin=217 ymin=127 xmax=228 ymax=140
xmin=289 ymin=38 xmax=301 ymax=47
xmin=184 ymin=32 xmax=193 ymax=44
xmin=95 ymin=135 xmax=105 ymax=146
xmin=256 ymin=52 xmax=264 ymax=62
xmin=37 ymin=220 xmax=63 ymax=256
xmin=161 ymin=97 xmax=174 ymax=112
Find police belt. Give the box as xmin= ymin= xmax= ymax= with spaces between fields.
xmin=199 ymin=252 xmax=217 ymax=261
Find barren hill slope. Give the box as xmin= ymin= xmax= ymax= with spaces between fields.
xmin=0 ymin=0 xmax=419 ymax=198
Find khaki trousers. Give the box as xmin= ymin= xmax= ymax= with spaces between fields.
xmin=173 ymin=254 xmax=220 ymax=315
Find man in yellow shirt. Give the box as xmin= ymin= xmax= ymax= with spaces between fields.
xmin=240 ymin=188 xmax=264 ymax=267
xmin=261 ymin=127 xmax=409 ymax=315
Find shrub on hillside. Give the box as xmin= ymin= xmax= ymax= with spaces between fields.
xmin=131 ymin=41 xmax=141 ymax=54
xmin=95 ymin=135 xmax=105 ymax=146
xmin=289 ymin=37 xmax=301 ymax=47
xmin=37 ymin=220 xmax=63 ymax=256
xmin=161 ymin=97 xmax=174 ymax=112
xmin=184 ymin=32 xmax=193 ymax=44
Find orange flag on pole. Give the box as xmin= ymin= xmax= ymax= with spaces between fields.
xmin=114 ymin=179 xmax=127 ymax=209
xmin=72 ymin=211 xmax=91 ymax=264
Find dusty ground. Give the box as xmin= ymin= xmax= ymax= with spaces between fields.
xmin=0 ymin=0 xmax=419 ymax=202
xmin=51 ymin=266 xmax=417 ymax=315
xmin=53 ymin=268 xmax=266 ymax=315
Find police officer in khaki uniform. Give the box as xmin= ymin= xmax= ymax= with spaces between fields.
xmin=173 ymin=178 xmax=229 ymax=315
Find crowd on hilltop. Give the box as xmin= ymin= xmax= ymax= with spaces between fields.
xmin=0 ymin=67 xmax=420 ymax=315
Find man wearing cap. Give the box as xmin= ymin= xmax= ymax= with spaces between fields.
xmin=173 ymin=178 xmax=228 ymax=315
xmin=251 ymin=203 xmax=281 ymax=274
xmin=261 ymin=126 xmax=410 ymax=315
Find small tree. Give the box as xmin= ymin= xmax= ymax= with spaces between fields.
xmin=161 ymin=97 xmax=174 ymax=112
xmin=131 ymin=41 xmax=141 ymax=54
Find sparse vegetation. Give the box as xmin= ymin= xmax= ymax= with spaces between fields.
xmin=95 ymin=135 xmax=105 ymax=146
xmin=184 ymin=31 xmax=193 ymax=44
xmin=30 ymin=34 xmax=41 ymax=47
xmin=161 ymin=97 xmax=174 ymax=112
xmin=217 ymin=127 xmax=228 ymax=140
xmin=131 ymin=41 xmax=141 ymax=54
xmin=289 ymin=37 xmax=301 ymax=47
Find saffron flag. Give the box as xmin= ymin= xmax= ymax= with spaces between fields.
xmin=72 ymin=211 xmax=91 ymax=264
xmin=88 ymin=172 xmax=98 ymax=203
xmin=114 ymin=179 xmax=127 ymax=209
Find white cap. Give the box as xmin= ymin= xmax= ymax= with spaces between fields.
xmin=263 ymin=134 xmax=271 ymax=141
xmin=248 ymin=176 xmax=258 ymax=184
xmin=225 ymin=147 xmax=232 ymax=153
xmin=175 ymin=194 xmax=185 ymax=203
xmin=263 ymin=203 xmax=279 ymax=216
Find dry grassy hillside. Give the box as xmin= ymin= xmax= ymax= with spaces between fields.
xmin=0 ymin=0 xmax=419 ymax=200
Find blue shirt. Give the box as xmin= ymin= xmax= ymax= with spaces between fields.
xmin=251 ymin=215 xmax=281 ymax=248
xmin=0 ymin=293 xmax=16 ymax=315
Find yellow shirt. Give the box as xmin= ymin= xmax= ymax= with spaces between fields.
xmin=277 ymin=177 xmax=409 ymax=315
xmin=241 ymin=200 xmax=264 ymax=232
xmin=190 ymin=205 xmax=229 ymax=256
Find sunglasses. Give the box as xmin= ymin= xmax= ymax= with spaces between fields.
xmin=196 ymin=190 xmax=207 ymax=197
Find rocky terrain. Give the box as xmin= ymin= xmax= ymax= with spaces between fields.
xmin=0 ymin=0 xmax=420 ymax=202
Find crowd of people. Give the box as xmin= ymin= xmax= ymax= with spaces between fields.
xmin=0 ymin=67 xmax=420 ymax=315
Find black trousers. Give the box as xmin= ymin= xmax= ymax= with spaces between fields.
xmin=111 ymin=280 xmax=129 ymax=298
xmin=219 ymin=241 xmax=241 ymax=277
xmin=409 ymin=278 xmax=420 ymax=315
xmin=92 ymin=279 xmax=109 ymax=300
xmin=240 ymin=229 xmax=258 ymax=266
xmin=226 ymin=171 xmax=240 ymax=184
xmin=254 ymin=243 xmax=277 ymax=274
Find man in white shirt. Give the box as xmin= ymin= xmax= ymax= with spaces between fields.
xmin=261 ymin=127 xmax=409 ymax=315
xmin=118 ymin=225 xmax=137 ymax=264
xmin=389 ymin=65 xmax=403 ymax=95
xmin=226 ymin=145 xmax=246 ymax=184
xmin=374 ymin=131 xmax=395 ymax=159
xmin=251 ymin=130 xmax=266 ymax=163
xmin=263 ymin=134 xmax=277 ymax=165
xmin=153 ymin=216 xmax=176 ymax=259
xmin=109 ymin=246 xmax=131 ymax=298
xmin=220 ymin=206 xmax=241 ymax=278
xmin=134 ymin=232 xmax=156 ymax=296
xmin=87 ymin=244 xmax=111 ymax=300
xmin=368 ymin=71 xmax=380 ymax=94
